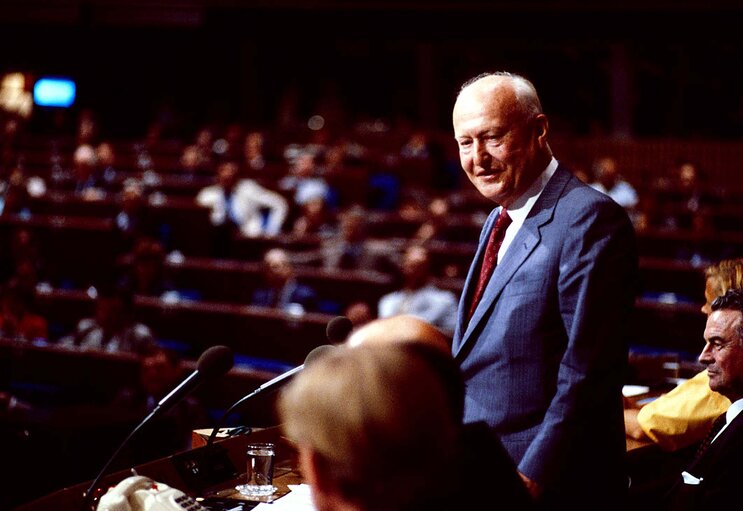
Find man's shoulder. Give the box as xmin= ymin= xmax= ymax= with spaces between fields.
xmin=557 ymin=173 xmax=632 ymax=221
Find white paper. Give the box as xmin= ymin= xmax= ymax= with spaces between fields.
xmin=254 ymin=484 xmax=316 ymax=511
xmin=622 ymin=384 xmax=650 ymax=397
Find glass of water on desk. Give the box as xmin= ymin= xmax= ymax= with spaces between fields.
xmin=236 ymin=442 xmax=277 ymax=498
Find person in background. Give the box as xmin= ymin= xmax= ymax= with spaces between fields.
xmin=342 ymin=301 xmax=375 ymax=331
xmin=451 ymin=71 xmax=637 ymax=508
xmin=663 ymin=289 xmax=743 ymax=509
xmin=377 ymin=245 xmax=458 ymax=335
xmin=179 ymin=144 xmax=209 ymax=180
xmin=70 ymin=143 xmax=105 ymax=200
xmin=114 ymin=179 xmax=149 ymax=250
xmin=291 ymin=196 xmax=336 ymax=238
xmin=196 ymin=160 xmax=288 ymax=238
xmin=250 ymin=248 xmax=318 ymax=314
xmin=589 ymin=155 xmax=639 ymax=210
xmin=0 ymin=280 xmax=48 ymax=342
xmin=294 ymin=206 xmax=393 ymax=273
xmin=117 ymin=236 xmax=180 ymax=301
xmin=110 ymin=346 xmax=210 ymax=463
xmin=96 ymin=141 xmax=119 ymax=187
xmin=243 ymin=130 xmax=268 ymax=173
xmin=58 ymin=283 xmax=157 ymax=354
xmin=625 ymin=258 xmax=743 ymax=451
xmin=279 ymin=150 xmax=331 ymax=214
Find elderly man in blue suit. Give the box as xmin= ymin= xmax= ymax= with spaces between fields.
xmin=452 ymin=71 xmax=638 ymax=508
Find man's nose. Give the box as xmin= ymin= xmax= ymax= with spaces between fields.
xmin=472 ymin=140 xmax=489 ymax=167
xmin=699 ymin=343 xmax=713 ymax=365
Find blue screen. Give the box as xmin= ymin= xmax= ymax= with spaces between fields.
xmin=33 ymin=77 xmax=76 ymax=107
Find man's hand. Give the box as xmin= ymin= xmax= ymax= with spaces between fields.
xmin=624 ymin=406 xmax=649 ymax=441
xmin=519 ymin=472 xmax=542 ymax=499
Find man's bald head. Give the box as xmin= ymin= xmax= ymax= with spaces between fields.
xmin=345 ymin=315 xmax=451 ymax=355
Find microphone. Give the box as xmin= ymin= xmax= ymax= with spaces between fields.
xmin=82 ymin=345 xmax=234 ymax=510
xmin=326 ymin=315 xmax=353 ymax=343
xmin=205 ymin=343 xmax=336 ymax=449
xmin=156 ymin=345 xmax=234 ymax=415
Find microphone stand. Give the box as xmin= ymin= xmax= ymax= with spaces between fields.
xmin=205 ymin=365 xmax=304 ymax=449
xmin=81 ymin=406 xmax=162 ymax=511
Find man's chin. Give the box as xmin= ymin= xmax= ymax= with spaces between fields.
xmin=474 ymin=181 xmax=508 ymax=204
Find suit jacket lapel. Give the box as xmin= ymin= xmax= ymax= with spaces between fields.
xmin=454 ymin=165 xmax=573 ymax=357
xmin=690 ymin=409 xmax=743 ymax=475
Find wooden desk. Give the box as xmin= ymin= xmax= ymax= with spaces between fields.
xmin=15 ymin=426 xmax=298 ymax=511
xmin=0 ymin=337 xmax=279 ymax=413
xmin=34 ymin=288 xmax=334 ymax=365
xmin=123 ymin=255 xmax=396 ymax=308
xmin=25 ymin=194 xmax=216 ymax=257
xmin=636 ymin=227 xmax=743 ymax=259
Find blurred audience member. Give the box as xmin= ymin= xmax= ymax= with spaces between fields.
xmin=0 ymin=280 xmax=48 ymax=342
xmin=251 ymin=248 xmax=318 ymax=314
xmin=343 ymin=301 xmax=375 ymax=330
xmin=110 ymin=346 xmax=210 ymax=463
xmin=378 ymin=245 xmax=458 ymax=335
xmin=214 ymin=122 xmax=244 ymax=161
xmin=295 ymin=206 xmax=393 ymax=272
xmin=589 ymin=156 xmax=639 ymax=209
xmin=196 ymin=160 xmax=288 ymax=246
xmin=96 ymin=141 xmax=119 ymax=187
xmin=179 ymin=144 xmax=209 ymax=179
xmin=0 ymin=227 xmax=46 ymax=289
xmin=59 ymin=283 xmax=157 ymax=354
xmin=243 ymin=130 xmax=267 ymax=172
xmin=118 ymin=237 xmax=179 ymax=300
xmin=279 ymin=151 xmax=330 ymax=207
xmin=291 ymin=196 xmax=336 ymax=238
xmin=114 ymin=179 xmax=149 ymax=249
xmin=71 ymin=144 xmax=105 ymax=200
xmin=0 ymin=179 xmax=32 ymax=218
xmin=656 ymin=159 xmax=720 ymax=231
xmin=76 ymin=108 xmax=98 ymax=146
xmin=400 ymin=130 xmax=431 ymax=160
xmin=193 ymin=127 xmax=216 ymax=168
xmin=413 ymin=196 xmax=450 ymax=242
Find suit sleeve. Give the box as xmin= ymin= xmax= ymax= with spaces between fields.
xmin=518 ymin=197 xmax=638 ymax=486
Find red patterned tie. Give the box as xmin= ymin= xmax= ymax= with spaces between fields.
xmin=468 ymin=210 xmax=512 ymax=319
xmin=691 ymin=412 xmax=727 ymax=464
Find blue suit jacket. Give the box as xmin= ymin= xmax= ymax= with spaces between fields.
xmin=453 ymin=165 xmax=638 ymax=506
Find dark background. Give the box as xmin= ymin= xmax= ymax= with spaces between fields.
xmin=2 ymin=0 xmax=743 ymax=140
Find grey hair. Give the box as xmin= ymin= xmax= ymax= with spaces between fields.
xmin=458 ymin=71 xmax=544 ymax=119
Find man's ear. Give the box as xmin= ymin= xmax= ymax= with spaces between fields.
xmin=534 ymin=113 xmax=549 ymax=146
xmin=298 ymin=446 xmax=321 ymax=489
xmin=298 ymin=446 xmax=343 ymax=511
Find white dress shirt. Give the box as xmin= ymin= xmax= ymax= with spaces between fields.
xmin=497 ymin=157 xmax=558 ymax=263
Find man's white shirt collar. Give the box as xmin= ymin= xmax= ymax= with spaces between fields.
xmin=712 ymin=397 xmax=743 ymax=443
xmin=497 ymin=157 xmax=558 ymax=263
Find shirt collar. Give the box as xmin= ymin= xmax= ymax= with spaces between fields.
xmin=503 ymin=157 xmax=558 ymax=224
xmin=726 ymin=398 xmax=743 ymax=425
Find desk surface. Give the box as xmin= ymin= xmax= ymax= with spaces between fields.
xmin=16 ymin=426 xmax=297 ymax=511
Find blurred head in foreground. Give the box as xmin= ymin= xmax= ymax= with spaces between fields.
xmin=277 ymin=337 xmax=460 ymax=511
xmin=345 ymin=313 xmax=451 ymax=355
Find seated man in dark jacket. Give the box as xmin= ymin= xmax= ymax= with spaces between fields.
xmin=251 ymin=247 xmax=318 ymax=314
